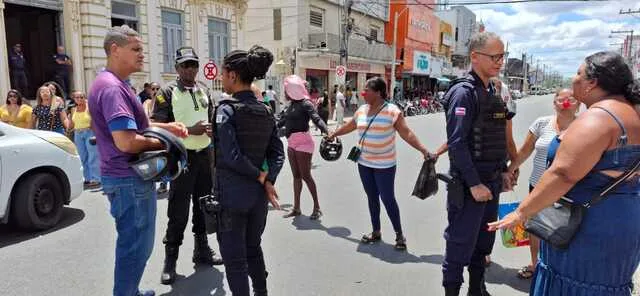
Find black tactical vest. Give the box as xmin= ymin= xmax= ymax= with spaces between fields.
xmin=471 ymin=86 xmax=507 ymax=162
xmin=215 ymin=98 xmax=275 ymax=169
xmin=445 ymin=78 xmax=507 ymax=163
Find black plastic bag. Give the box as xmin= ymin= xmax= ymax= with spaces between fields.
xmin=412 ymin=159 xmax=438 ymax=200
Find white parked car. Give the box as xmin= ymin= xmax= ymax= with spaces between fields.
xmin=0 ymin=122 xmax=84 ymax=230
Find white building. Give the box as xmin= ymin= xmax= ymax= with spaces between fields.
xmin=244 ymin=0 xmax=393 ymax=97
xmin=0 ymin=0 xmax=247 ymax=100
xmin=435 ymin=6 xmax=476 ymax=69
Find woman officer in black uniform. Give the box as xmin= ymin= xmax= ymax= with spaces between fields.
xmin=214 ymin=45 xmax=285 ymax=296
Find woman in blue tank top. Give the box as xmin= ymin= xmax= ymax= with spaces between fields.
xmin=489 ymin=51 xmax=640 ymax=296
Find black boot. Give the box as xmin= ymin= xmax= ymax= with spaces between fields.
xmin=193 ymin=234 xmax=224 ymax=266
xmin=467 ymin=268 xmax=491 ymax=296
xmin=160 ymin=245 xmax=179 ymax=285
xmin=444 ymin=285 xmax=461 ymax=296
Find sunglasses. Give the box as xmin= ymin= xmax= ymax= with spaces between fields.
xmin=152 ymin=87 xmax=160 ymax=91
xmin=475 ymin=52 xmax=505 ymax=63
xmin=180 ymin=61 xmax=199 ymax=69
xmin=8 ymin=94 xmax=18 ymax=98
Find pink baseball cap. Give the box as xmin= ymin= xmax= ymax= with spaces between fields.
xmin=284 ymin=75 xmax=310 ymax=101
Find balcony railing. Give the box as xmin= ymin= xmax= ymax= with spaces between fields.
xmin=307 ymin=33 xmax=393 ymax=62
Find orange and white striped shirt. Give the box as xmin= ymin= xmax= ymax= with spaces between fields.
xmin=354 ymin=103 xmax=402 ymax=169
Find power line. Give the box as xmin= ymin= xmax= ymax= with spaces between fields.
xmin=359 ymin=0 xmax=606 ymax=5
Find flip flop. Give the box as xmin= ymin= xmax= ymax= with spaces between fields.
xmin=517 ymin=266 xmax=534 ymax=279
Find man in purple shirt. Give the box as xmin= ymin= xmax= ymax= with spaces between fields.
xmin=89 ymin=25 xmax=187 ymax=296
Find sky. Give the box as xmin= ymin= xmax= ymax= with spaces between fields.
xmin=466 ymin=0 xmax=640 ymax=78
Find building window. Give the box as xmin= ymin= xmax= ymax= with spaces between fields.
xmin=208 ymin=18 xmax=230 ymax=70
xmin=162 ymin=10 xmax=184 ymax=73
xmin=111 ymin=0 xmax=138 ymax=31
xmin=273 ymin=9 xmax=282 ymax=41
xmin=310 ymin=6 xmax=324 ymax=29
xmin=369 ymin=26 xmax=379 ymax=41
xmin=455 ymin=27 xmax=459 ymax=41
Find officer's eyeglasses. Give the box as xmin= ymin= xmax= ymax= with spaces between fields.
xmin=475 ymin=52 xmax=505 ymax=63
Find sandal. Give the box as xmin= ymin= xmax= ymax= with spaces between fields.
xmin=360 ymin=232 xmax=382 ymax=244
xmin=283 ymin=209 xmax=301 ymax=218
xmin=517 ymin=266 xmax=534 ymax=279
xmin=394 ymin=234 xmax=407 ymax=251
xmin=309 ymin=209 xmax=323 ymax=220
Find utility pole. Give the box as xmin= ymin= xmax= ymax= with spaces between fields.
xmin=340 ymin=0 xmax=353 ymax=67
xmin=522 ymin=53 xmax=528 ymax=95
xmin=390 ymin=6 xmax=410 ymax=100
xmin=534 ymin=59 xmax=540 ymax=89
xmin=503 ymin=41 xmax=509 ymax=81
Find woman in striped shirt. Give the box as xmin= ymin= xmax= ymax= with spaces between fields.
xmin=506 ymin=88 xmax=579 ymax=279
xmin=328 ymin=77 xmax=435 ymax=250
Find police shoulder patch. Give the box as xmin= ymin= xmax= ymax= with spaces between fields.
xmin=156 ymin=94 xmax=166 ymax=104
xmin=455 ymin=107 xmax=466 ymax=116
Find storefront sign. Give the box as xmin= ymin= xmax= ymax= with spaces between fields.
xmin=329 ymin=60 xmax=371 ymax=72
xmin=441 ymin=33 xmax=454 ymax=47
xmin=430 ymin=57 xmax=443 ymax=77
xmin=407 ymin=7 xmax=440 ymax=47
xmin=413 ymin=51 xmax=431 ymax=75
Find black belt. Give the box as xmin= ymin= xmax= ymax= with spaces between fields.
xmin=188 ymin=148 xmax=210 ymax=154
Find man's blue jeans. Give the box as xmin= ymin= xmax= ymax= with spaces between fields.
xmin=102 ymin=176 xmax=157 ymax=296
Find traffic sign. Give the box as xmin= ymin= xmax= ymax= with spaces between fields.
xmin=204 ymin=61 xmax=218 ymax=80
xmin=335 ymin=65 xmax=346 ymax=85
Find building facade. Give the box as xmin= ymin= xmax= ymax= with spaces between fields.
xmin=435 ymin=6 xmax=476 ymax=70
xmin=1 ymin=0 xmax=247 ymax=100
xmin=386 ymin=0 xmax=451 ymax=98
xmin=244 ymin=0 xmax=393 ymax=100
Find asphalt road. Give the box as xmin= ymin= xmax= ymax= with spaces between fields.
xmin=0 ymin=94 xmax=634 ymax=296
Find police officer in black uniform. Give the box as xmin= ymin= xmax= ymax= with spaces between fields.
xmin=215 ymin=45 xmax=285 ymax=296
xmin=9 ymin=44 xmax=28 ymax=97
xmin=152 ymin=46 xmax=223 ymax=285
xmin=441 ymin=32 xmax=512 ymax=296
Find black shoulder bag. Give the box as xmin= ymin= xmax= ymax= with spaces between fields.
xmin=525 ymin=156 xmax=640 ymax=249
xmin=346 ymin=103 xmax=387 ymax=162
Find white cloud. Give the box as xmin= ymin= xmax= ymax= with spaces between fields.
xmin=469 ymin=1 xmax=640 ymax=76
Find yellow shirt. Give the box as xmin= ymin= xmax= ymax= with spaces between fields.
xmin=0 ymin=104 xmax=32 ymax=128
xmin=72 ymin=106 xmax=92 ymax=130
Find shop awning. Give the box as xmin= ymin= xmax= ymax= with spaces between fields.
xmin=437 ymin=77 xmax=451 ymax=83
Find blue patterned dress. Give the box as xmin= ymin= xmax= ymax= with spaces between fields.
xmin=532 ymin=108 xmax=640 ymax=296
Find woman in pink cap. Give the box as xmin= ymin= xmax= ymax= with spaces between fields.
xmin=278 ymin=75 xmax=329 ymax=220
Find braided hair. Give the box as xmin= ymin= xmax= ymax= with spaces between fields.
xmin=223 ymin=45 xmax=273 ymax=85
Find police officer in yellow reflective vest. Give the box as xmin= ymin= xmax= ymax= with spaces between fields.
xmin=151 ymin=46 xmax=223 ymax=285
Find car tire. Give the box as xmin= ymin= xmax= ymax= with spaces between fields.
xmin=11 ymin=173 xmax=64 ymax=230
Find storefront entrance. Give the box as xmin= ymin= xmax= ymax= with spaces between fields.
xmin=5 ymin=2 xmax=62 ymax=99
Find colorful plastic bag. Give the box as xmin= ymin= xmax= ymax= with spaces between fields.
xmin=498 ymin=192 xmax=530 ymax=248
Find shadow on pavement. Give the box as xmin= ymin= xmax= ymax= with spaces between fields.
xmin=268 ymin=203 xmax=292 ymax=212
xmin=485 ymin=261 xmax=531 ymax=293
xmin=291 ymin=216 xmax=443 ymax=265
xmin=0 ymin=207 xmax=85 ymax=249
xmin=159 ymin=265 xmax=226 ymax=296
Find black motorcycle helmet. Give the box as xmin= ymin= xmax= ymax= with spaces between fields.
xmin=129 ymin=127 xmax=188 ymax=182
xmin=319 ymin=137 xmax=342 ymax=161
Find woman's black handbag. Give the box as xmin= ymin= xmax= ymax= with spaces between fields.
xmin=412 ymin=158 xmax=438 ymax=200
xmin=348 ymin=103 xmax=387 ymax=162
xmin=525 ymin=156 xmax=640 ymax=249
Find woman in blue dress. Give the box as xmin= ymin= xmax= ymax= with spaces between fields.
xmin=489 ymin=51 xmax=640 ymax=296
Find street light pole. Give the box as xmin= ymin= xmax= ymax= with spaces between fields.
xmin=390 ymin=6 xmax=409 ymax=101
